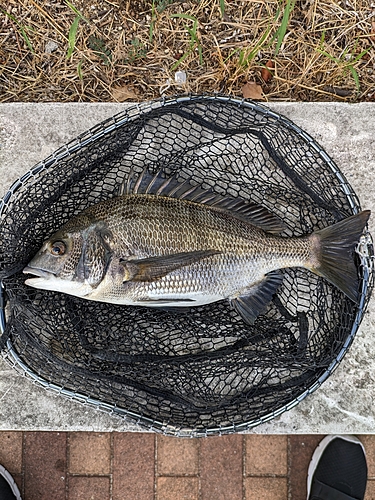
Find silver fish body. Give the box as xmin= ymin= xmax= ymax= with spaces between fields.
xmin=24 ymin=170 xmax=370 ymax=324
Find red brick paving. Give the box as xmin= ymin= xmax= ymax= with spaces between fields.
xmin=245 ymin=434 xmax=287 ymax=476
xmin=157 ymin=477 xmax=199 ymax=500
xmin=0 ymin=432 xmax=374 ymax=499
xmin=0 ymin=432 xmax=23 ymax=474
xmin=112 ymin=432 xmax=155 ymax=500
xmin=68 ymin=433 xmax=111 ymax=475
xmin=68 ymin=476 xmax=111 ymax=500
xmin=200 ymin=434 xmax=243 ymax=500
xmin=24 ymin=432 xmax=67 ymax=500
xmin=288 ymin=435 xmax=323 ymax=500
xmin=360 ymin=435 xmax=375 ymax=479
xmin=157 ymin=435 xmax=199 ymax=476
xmin=244 ymin=477 xmax=288 ymax=500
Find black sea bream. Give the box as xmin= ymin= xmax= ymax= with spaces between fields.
xmin=24 ymin=170 xmax=370 ymax=324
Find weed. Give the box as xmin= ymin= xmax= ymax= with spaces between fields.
xmin=149 ymin=0 xmax=175 ymax=44
xmin=1 ymin=0 xmax=374 ymax=102
xmin=235 ymin=25 xmax=273 ymax=68
xmin=77 ymin=60 xmax=84 ymax=80
xmin=123 ymin=38 xmax=147 ymax=64
xmin=170 ymin=14 xmax=203 ymax=71
xmin=155 ymin=0 xmax=175 ymax=13
xmin=0 ymin=8 xmax=34 ymax=53
xmin=65 ymin=0 xmax=89 ymax=59
xmin=273 ymin=0 xmax=296 ymax=56
xmin=149 ymin=0 xmax=157 ymax=44
xmin=88 ymin=36 xmax=112 ymax=65
xmin=224 ymin=0 xmax=295 ymax=70
xmin=317 ymin=36 xmax=370 ymax=91
xmin=219 ymin=0 xmax=225 ymax=19
xmin=65 ymin=0 xmax=89 ymax=23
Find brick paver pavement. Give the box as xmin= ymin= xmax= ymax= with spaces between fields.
xmin=0 ymin=432 xmax=374 ymax=499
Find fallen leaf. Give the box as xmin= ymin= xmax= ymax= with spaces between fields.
xmin=323 ymin=86 xmax=353 ymax=97
xmin=111 ymin=86 xmax=138 ymax=102
xmin=242 ymin=82 xmax=263 ymax=100
xmin=261 ymin=60 xmax=275 ymax=83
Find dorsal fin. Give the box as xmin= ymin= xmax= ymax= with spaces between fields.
xmin=119 ymin=169 xmax=286 ymax=234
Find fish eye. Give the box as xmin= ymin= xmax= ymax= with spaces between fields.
xmin=50 ymin=241 xmax=66 ymax=256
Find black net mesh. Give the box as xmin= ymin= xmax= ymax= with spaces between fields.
xmin=0 ymin=95 xmax=373 ymax=436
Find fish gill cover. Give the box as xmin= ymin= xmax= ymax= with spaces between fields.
xmin=0 ymin=95 xmax=373 ymax=436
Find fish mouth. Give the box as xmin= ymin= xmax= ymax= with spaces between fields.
xmin=23 ymin=266 xmax=55 ymax=279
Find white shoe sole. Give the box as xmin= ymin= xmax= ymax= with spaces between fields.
xmin=0 ymin=464 xmax=22 ymax=500
xmin=306 ymin=435 xmax=366 ymax=499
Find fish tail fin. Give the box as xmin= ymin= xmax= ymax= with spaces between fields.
xmin=310 ymin=210 xmax=370 ymax=302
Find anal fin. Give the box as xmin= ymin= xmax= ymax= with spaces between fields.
xmin=230 ymin=271 xmax=283 ymax=325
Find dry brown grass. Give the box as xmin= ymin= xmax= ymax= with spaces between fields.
xmin=0 ymin=0 xmax=374 ymax=102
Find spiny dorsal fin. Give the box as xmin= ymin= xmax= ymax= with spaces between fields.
xmin=119 ymin=169 xmax=286 ymax=234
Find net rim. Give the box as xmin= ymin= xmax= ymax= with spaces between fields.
xmin=0 ymin=94 xmax=373 ymax=436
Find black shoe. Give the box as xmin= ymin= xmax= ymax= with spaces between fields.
xmin=307 ymin=435 xmax=367 ymax=500
xmin=0 ymin=465 xmax=22 ymax=500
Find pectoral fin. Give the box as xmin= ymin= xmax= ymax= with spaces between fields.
xmin=230 ymin=271 xmax=283 ymax=325
xmin=120 ymin=250 xmax=219 ymax=282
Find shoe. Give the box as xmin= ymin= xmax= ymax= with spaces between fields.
xmin=307 ymin=435 xmax=367 ymax=500
xmin=0 ymin=464 xmax=22 ymax=500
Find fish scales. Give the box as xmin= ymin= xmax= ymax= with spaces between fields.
xmin=78 ymin=195 xmax=310 ymax=301
xmin=23 ymin=170 xmax=371 ymax=324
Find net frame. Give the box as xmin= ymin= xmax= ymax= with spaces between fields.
xmin=0 ymin=94 xmax=373 ymax=436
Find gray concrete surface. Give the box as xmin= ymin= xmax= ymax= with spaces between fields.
xmin=0 ymin=102 xmax=374 ymax=433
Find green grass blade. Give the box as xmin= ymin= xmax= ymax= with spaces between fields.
xmin=19 ymin=25 xmax=34 ymax=53
xmin=65 ymin=1 xmax=89 ymax=23
xmin=223 ymin=48 xmax=240 ymax=64
xmin=319 ymin=29 xmax=325 ymax=49
xmin=149 ymin=0 xmax=156 ymax=44
xmin=219 ymin=0 xmax=225 ymax=18
xmin=170 ymin=13 xmax=198 ymax=22
xmin=171 ymin=15 xmax=202 ymax=65
xmin=348 ymin=65 xmax=360 ymax=92
xmin=349 ymin=47 xmax=371 ymax=64
xmin=316 ymin=48 xmax=340 ymax=64
xmin=0 ymin=8 xmax=34 ymax=53
xmin=67 ymin=15 xmax=80 ymax=58
xmin=170 ymin=48 xmax=192 ymax=71
xmin=274 ymin=0 xmax=296 ymax=56
xmin=238 ymin=24 xmax=272 ymax=68
xmin=77 ymin=60 xmax=83 ymax=79
xmin=249 ymin=24 xmax=272 ymax=62
xmin=186 ymin=22 xmax=199 ymax=44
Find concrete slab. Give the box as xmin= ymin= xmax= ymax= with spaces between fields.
xmin=1 ymin=102 xmax=374 ymax=433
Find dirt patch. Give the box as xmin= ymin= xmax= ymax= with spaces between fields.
xmin=0 ymin=0 xmax=374 ymax=102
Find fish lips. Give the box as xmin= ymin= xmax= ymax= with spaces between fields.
xmin=23 ymin=266 xmax=55 ymax=279
xmin=23 ymin=266 xmax=57 ymax=288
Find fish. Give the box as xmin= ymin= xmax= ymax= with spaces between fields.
xmin=23 ymin=169 xmax=370 ymax=325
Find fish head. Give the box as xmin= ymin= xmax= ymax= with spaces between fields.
xmin=23 ymin=221 xmax=113 ymax=298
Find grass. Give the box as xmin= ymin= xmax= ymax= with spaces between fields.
xmin=273 ymin=0 xmax=296 ymax=56
xmin=170 ymin=14 xmax=203 ymax=71
xmin=0 ymin=7 xmax=34 ymax=54
xmin=88 ymin=36 xmax=112 ymax=65
xmin=66 ymin=15 xmax=81 ymax=59
xmin=0 ymin=0 xmax=374 ymax=102
xmin=317 ymin=34 xmax=371 ymax=93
